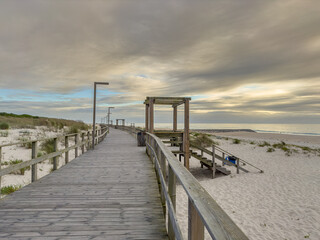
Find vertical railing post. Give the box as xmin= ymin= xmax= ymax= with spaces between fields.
xmin=188 ymin=200 xmax=204 ymax=240
xmin=81 ymin=132 xmax=85 ymax=154
xmin=53 ymin=138 xmax=58 ymax=171
xmin=87 ymin=131 xmax=91 ymax=150
xmin=158 ymin=146 xmax=166 ymax=215
xmin=0 ymin=147 xmax=2 ymax=189
xmin=65 ymin=136 xmax=69 ymax=164
xmin=31 ymin=141 xmax=38 ymax=182
xmin=237 ymin=158 xmax=240 ymax=174
xmin=222 ymin=152 xmax=225 ymax=166
xmin=212 ymin=145 xmax=216 ymax=179
xmin=168 ymin=165 xmax=176 ymax=240
xmin=75 ymin=134 xmax=79 ymax=158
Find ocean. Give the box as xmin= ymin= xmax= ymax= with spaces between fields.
xmin=134 ymin=123 xmax=320 ymax=136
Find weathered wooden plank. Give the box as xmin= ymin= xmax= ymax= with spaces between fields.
xmin=0 ymin=129 xmax=167 ymax=239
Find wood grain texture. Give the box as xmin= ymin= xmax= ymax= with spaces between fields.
xmin=0 ymin=129 xmax=168 ymax=240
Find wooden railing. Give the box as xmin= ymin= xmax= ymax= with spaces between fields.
xmin=190 ymin=142 xmax=264 ymax=173
xmin=0 ymin=126 xmax=108 ymax=190
xmin=145 ymin=132 xmax=249 ymax=240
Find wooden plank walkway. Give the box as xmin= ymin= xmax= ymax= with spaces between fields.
xmin=0 ymin=128 xmax=168 ymax=240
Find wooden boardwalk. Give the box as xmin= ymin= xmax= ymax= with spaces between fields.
xmin=0 ymin=129 xmax=168 ymax=239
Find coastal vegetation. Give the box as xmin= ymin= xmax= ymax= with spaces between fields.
xmin=1 ymin=160 xmax=30 ymax=175
xmin=0 ymin=112 xmax=88 ymax=130
xmin=0 ymin=122 xmax=9 ymax=130
xmin=190 ymin=132 xmax=218 ymax=147
xmin=0 ymin=185 xmax=22 ymax=195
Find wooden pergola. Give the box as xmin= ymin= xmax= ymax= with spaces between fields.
xmin=116 ymin=119 xmax=125 ymax=126
xmin=144 ymin=97 xmax=191 ymax=169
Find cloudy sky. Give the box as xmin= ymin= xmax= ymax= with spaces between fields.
xmin=0 ymin=0 xmax=319 ymax=124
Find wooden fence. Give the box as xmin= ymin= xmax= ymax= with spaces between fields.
xmin=115 ymin=125 xmax=248 ymax=240
xmin=0 ymin=126 xmax=108 ymax=190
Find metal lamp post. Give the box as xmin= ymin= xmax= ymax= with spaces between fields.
xmin=107 ymin=107 xmax=115 ymax=126
xmin=92 ymin=82 xmax=109 ymax=149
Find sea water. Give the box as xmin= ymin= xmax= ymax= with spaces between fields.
xmin=134 ymin=123 xmax=320 ymax=136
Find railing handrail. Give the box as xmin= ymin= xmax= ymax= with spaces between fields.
xmin=0 ymin=126 xmax=108 ymax=148
xmin=146 ymin=132 xmax=249 ymax=240
xmin=190 ymin=142 xmax=264 ymax=173
xmin=0 ymin=127 xmax=108 ymax=186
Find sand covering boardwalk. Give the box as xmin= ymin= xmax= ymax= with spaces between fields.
xmin=0 ymin=128 xmax=168 ymax=239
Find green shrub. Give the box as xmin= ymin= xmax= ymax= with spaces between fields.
xmin=41 ymin=139 xmax=55 ymax=154
xmin=1 ymin=185 xmax=21 ymax=195
xmin=37 ymin=151 xmax=44 ymax=158
xmin=233 ymin=139 xmax=241 ymax=144
xmin=259 ymin=141 xmax=271 ymax=147
xmin=0 ymin=122 xmax=9 ymax=130
xmin=250 ymin=141 xmax=255 ymax=145
xmin=281 ymin=146 xmax=290 ymax=152
xmin=190 ymin=133 xmax=217 ymax=148
xmin=68 ymin=126 xmax=79 ymax=134
xmin=267 ymin=147 xmax=275 ymax=152
xmin=18 ymin=137 xmax=32 ymax=149
xmin=80 ymin=125 xmax=89 ymax=131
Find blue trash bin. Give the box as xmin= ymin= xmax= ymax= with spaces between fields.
xmin=225 ymin=156 xmax=236 ymax=164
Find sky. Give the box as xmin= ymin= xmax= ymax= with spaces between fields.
xmin=0 ymin=0 xmax=320 ymax=124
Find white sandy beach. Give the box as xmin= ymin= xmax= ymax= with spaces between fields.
xmin=0 ymin=127 xmax=78 ymax=190
xmin=1 ymin=128 xmax=319 ymax=239
xmin=176 ymin=131 xmax=320 ymax=240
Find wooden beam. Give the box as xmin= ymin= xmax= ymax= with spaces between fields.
xmin=149 ymin=98 xmax=154 ymax=134
xmin=173 ymin=106 xmax=177 ymax=131
xmin=145 ymin=104 xmax=149 ymax=132
xmin=188 ymin=199 xmax=204 ymax=240
xmin=65 ymin=136 xmax=69 ymax=164
xmin=53 ymin=138 xmax=58 ymax=171
xmin=0 ymin=147 xmax=2 ymax=188
xmin=31 ymin=141 xmax=38 ymax=182
xmin=168 ymin=165 xmax=176 ymax=240
xmin=184 ymin=99 xmax=190 ymax=169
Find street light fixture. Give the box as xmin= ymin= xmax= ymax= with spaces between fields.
xmin=92 ymin=82 xmax=109 ymax=149
xmin=107 ymin=107 xmax=115 ymax=126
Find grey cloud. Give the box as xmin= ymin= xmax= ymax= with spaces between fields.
xmin=1 ymin=0 xmax=319 ymax=123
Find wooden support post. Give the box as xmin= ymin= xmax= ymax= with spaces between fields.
xmin=168 ymin=165 xmax=176 ymax=240
xmin=0 ymin=147 xmax=2 ymax=189
xmin=237 ymin=158 xmax=240 ymax=174
xmin=75 ymin=134 xmax=78 ymax=158
xmin=53 ymin=138 xmax=58 ymax=171
xmin=173 ymin=105 xmax=177 ymax=131
xmin=65 ymin=136 xmax=69 ymax=164
xmin=149 ymin=98 xmax=154 ymax=134
xmin=188 ymin=199 xmax=204 ymax=240
xmin=158 ymin=147 xmax=166 ymax=215
xmin=222 ymin=152 xmax=225 ymax=166
xmin=81 ymin=132 xmax=85 ymax=154
xmin=184 ymin=99 xmax=190 ymax=169
xmin=31 ymin=141 xmax=38 ymax=182
xmin=212 ymin=145 xmax=216 ymax=179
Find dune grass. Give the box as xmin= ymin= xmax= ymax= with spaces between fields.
xmin=0 ymin=122 xmax=9 ymax=130
xmin=1 ymin=160 xmax=30 ymax=175
xmin=1 ymin=185 xmax=22 ymax=195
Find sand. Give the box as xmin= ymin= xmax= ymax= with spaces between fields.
xmin=0 ymin=127 xmax=77 ymax=192
xmin=1 ymin=128 xmax=319 ymax=239
xmin=176 ymin=132 xmax=320 ymax=240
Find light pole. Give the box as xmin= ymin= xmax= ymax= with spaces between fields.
xmin=92 ymin=82 xmax=109 ymax=149
xmin=107 ymin=107 xmax=115 ymax=126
